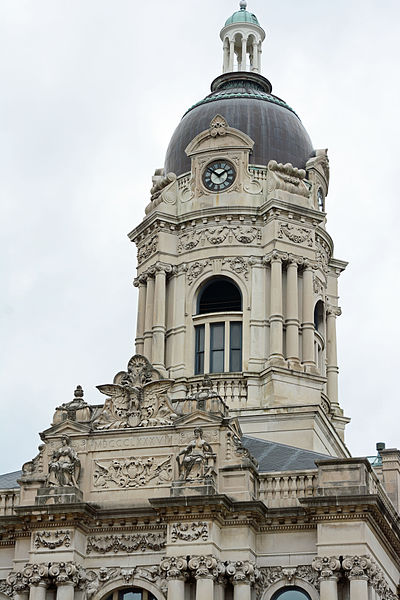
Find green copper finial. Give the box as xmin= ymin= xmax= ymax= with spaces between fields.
xmin=240 ymin=0 xmax=247 ymax=9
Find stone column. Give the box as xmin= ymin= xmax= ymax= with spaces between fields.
xmin=241 ymin=36 xmax=247 ymax=70
xmin=170 ymin=264 xmax=187 ymax=379
xmin=134 ymin=275 xmax=147 ymax=355
xmin=348 ymin=577 xmax=369 ymax=599
xmin=188 ymin=555 xmax=217 ymax=600
xmin=302 ymin=261 xmax=316 ymax=369
xmin=233 ymin=582 xmax=251 ymax=600
xmin=326 ymin=304 xmax=341 ymax=412
xmin=312 ymin=556 xmax=341 ymax=600
xmin=249 ymin=257 xmax=265 ymax=371
xmin=286 ymin=255 xmax=300 ymax=366
xmin=252 ymin=40 xmax=258 ymax=71
xmin=15 ymin=592 xmax=29 ymax=600
xmin=143 ymin=272 xmax=155 ymax=360
xmin=56 ymin=583 xmax=75 ymax=600
xmin=160 ymin=556 xmax=187 ymax=600
xmin=223 ymin=39 xmax=229 ymax=72
xmin=229 ymin=39 xmax=235 ymax=71
xmin=342 ymin=556 xmax=371 ymax=600
xmin=195 ymin=577 xmax=214 ymax=599
xmin=152 ymin=263 xmax=169 ymax=371
xmin=166 ymin=579 xmax=185 ymax=600
xmin=268 ymin=252 xmax=284 ymax=364
xmin=29 ymin=583 xmax=47 ymax=600
xmin=226 ymin=561 xmax=255 ymax=600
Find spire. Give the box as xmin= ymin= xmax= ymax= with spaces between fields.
xmin=220 ymin=3 xmax=266 ymax=74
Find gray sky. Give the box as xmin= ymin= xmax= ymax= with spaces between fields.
xmin=1 ymin=0 xmax=399 ymax=473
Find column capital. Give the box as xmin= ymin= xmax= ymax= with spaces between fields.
xmin=160 ymin=556 xmax=188 ymax=581
xmin=287 ymin=253 xmax=303 ymax=266
xmin=302 ymin=258 xmax=318 ymax=271
xmin=263 ymin=250 xmax=288 ymax=265
xmin=312 ymin=556 xmax=341 ymax=579
xmin=327 ymin=304 xmax=342 ymax=317
xmin=342 ymin=555 xmax=371 ymax=579
xmin=188 ymin=555 xmax=223 ymax=581
xmin=225 ymin=560 xmax=259 ymax=586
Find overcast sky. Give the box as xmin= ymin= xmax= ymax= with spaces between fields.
xmin=1 ymin=0 xmax=399 ymax=474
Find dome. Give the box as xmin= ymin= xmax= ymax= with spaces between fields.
xmin=164 ymin=73 xmax=315 ymax=177
xmin=225 ymin=9 xmax=260 ymax=26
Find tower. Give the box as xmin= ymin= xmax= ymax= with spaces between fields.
xmin=130 ymin=2 xmax=349 ymax=457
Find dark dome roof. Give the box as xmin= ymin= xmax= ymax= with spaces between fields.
xmin=164 ymin=72 xmax=314 ymax=176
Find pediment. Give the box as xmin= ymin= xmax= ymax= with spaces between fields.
xmin=40 ymin=419 xmax=90 ymax=440
xmin=185 ymin=115 xmax=254 ymax=157
xmin=174 ymin=410 xmax=226 ymax=428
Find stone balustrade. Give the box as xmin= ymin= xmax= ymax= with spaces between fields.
xmin=184 ymin=374 xmax=248 ymax=408
xmin=259 ymin=470 xmax=318 ymax=507
xmin=0 ymin=491 xmax=19 ymax=516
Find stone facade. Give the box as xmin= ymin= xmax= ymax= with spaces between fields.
xmin=1 ymin=4 xmax=399 ymax=600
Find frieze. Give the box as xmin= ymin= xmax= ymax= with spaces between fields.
xmin=177 ymin=225 xmax=261 ymax=253
xmin=93 ymin=455 xmax=173 ymax=489
xmin=171 ymin=522 xmax=209 ymax=542
xmin=87 ymin=434 xmax=172 ymax=451
xmin=33 ymin=530 xmax=71 ymax=550
xmin=137 ymin=235 xmax=158 ymax=265
xmin=278 ymin=223 xmax=313 ymax=247
xmin=86 ymin=533 xmax=166 ymax=554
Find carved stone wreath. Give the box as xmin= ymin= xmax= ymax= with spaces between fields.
xmin=171 ymin=522 xmax=209 ymax=543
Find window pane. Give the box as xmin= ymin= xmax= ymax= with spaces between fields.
xmin=119 ymin=590 xmax=142 ymax=600
xmin=230 ymin=322 xmax=242 ymax=372
xmin=210 ymin=323 xmax=225 ymax=373
xmin=195 ymin=325 xmax=205 ymax=375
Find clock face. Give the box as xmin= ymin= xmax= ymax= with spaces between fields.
xmin=202 ymin=160 xmax=236 ymax=192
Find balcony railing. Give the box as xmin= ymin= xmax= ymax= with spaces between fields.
xmin=259 ymin=470 xmax=318 ymax=507
xmin=184 ymin=374 xmax=248 ymax=408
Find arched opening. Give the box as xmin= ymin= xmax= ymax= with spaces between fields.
xmin=271 ymin=587 xmax=311 ymax=600
xmin=105 ymin=588 xmax=158 ymax=600
xmin=194 ymin=277 xmax=243 ymax=375
xmin=197 ymin=278 xmax=242 ymax=314
xmin=314 ymin=300 xmax=324 ymax=332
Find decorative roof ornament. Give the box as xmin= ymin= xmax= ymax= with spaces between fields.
xmin=221 ymin=2 xmax=265 ymax=75
xmin=240 ymin=0 xmax=247 ymax=9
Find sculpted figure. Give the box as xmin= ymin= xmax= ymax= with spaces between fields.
xmin=177 ymin=428 xmax=215 ymax=480
xmin=46 ymin=435 xmax=81 ymax=487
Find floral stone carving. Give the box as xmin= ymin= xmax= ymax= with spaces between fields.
xmin=46 ymin=435 xmax=81 ymax=487
xmin=278 ymin=223 xmax=313 ymax=246
xmin=86 ymin=533 xmax=166 ymax=554
xmin=171 ymin=522 xmax=209 ymax=542
xmin=93 ymin=355 xmax=177 ymax=430
xmin=93 ymin=455 xmax=173 ymax=488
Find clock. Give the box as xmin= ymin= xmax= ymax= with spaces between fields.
xmin=202 ymin=159 xmax=236 ymax=192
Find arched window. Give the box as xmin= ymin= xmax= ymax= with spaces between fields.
xmin=194 ymin=277 xmax=243 ymax=375
xmin=105 ymin=588 xmax=157 ymax=600
xmin=314 ymin=300 xmax=324 ymax=332
xmin=271 ymin=587 xmax=311 ymax=600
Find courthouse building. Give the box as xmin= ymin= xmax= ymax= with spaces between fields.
xmin=1 ymin=3 xmax=400 ymax=600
